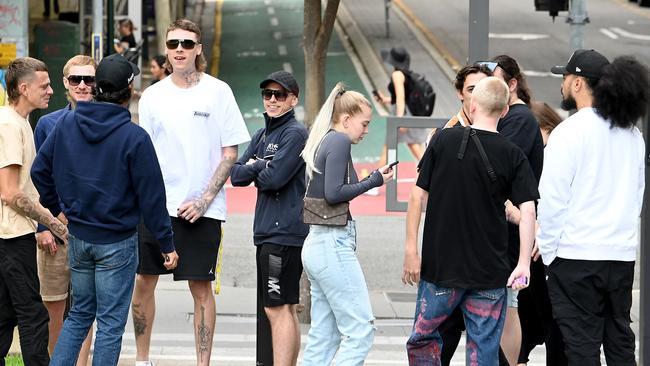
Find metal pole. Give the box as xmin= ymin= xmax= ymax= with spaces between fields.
xmin=107 ymin=0 xmax=114 ymax=55
xmin=468 ymin=0 xmax=489 ymax=63
xmin=568 ymin=0 xmax=588 ymax=51
xmin=91 ymin=0 xmax=103 ymax=62
xmin=641 ymin=108 xmax=650 ymax=366
xmin=384 ymin=0 xmax=391 ymax=38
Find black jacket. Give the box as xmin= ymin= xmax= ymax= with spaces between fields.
xmin=230 ymin=109 xmax=309 ymax=246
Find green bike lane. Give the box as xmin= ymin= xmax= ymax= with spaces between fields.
xmin=216 ymin=0 xmax=416 ymax=215
xmin=217 ymin=0 xmax=389 ymax=163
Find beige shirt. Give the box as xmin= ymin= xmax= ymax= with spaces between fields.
xmin=0 ymin=106 xmax=39 ymax=238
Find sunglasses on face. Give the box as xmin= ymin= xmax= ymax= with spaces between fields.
xmin=165 ymin=39 xmax=198 ymax=50
xmin=261 ymin=89 xmax=291 ymax=102
xmin=67 ymin=75 xmax=95 ymax=86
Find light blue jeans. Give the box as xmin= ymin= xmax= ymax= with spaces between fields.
xmin=50 ymin=233 xmax=138 ymax=366
xmin=301 ymin=221 xmax=375 ymax=365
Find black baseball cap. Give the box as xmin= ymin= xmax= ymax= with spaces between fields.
xmin=95 ymin=54 xmax=140 ymax=93
xmin=551 ymin=49 xmax=610 ymax=79
xmin=260 ymin=71 xmax=299 ymax=96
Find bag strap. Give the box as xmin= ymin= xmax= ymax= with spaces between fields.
xmin=458 ymin=127 xmax=497 ymax=183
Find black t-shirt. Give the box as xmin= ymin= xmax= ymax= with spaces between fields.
xmin=121 ymin=34 xmax=137 ymax=48
xmin=416 ymin=127 xmax=539 ymax=289
xmin=497 ymin=103 xmax=544 ymax=267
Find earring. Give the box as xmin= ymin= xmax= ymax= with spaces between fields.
xmin=343 ymin=123 xmax=349 ymax=128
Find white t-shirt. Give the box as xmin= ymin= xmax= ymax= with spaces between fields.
xmin=139 ymin=73 xmax=250 ymax=221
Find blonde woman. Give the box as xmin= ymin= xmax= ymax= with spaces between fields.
xmin=301 ymin=83 xmax=394 ymax=365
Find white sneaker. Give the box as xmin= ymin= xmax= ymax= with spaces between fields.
xmin=364 ymin=187 xmax=380 ymax=196
xmin=135 ymin=361 xmax=154 ymax=366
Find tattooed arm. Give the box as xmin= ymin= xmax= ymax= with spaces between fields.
xmin=177 ymin=146 xmax=238 ymax=223
xmin=0 ymin=165 xmax=68 ymax=247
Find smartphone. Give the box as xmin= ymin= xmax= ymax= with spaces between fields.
xmin=372 ymin=89 xmax=380 ymax=98
xmin=388 ymin=160 xmax=399 ymax=168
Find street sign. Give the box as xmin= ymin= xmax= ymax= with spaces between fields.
xmin=0 ymin=43 xmax=17 ymax=67
xmin=92 ymin=33 xmax=102 ymax=62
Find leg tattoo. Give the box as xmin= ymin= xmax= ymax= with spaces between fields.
xmin=198 ymin=305 xmax=210 ymax=362
xmin=132 ymin=302 xmax=147 ymax=337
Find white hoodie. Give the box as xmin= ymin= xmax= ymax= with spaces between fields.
xmin=537 ymin=107 xmax=645 ymax=265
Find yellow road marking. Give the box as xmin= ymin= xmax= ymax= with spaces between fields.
xmin=211 ymin=0 xmax=224 ymax=77
xmin=393 ymin=0 xmax=462 ymax=72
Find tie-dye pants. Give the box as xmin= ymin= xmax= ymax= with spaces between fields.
xmin=406 ymin=279 xmax=506 ymax=366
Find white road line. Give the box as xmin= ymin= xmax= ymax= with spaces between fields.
xmin=283 ymin=62 xmax=293 ymax=73
xmin=610 ymin=27 xmax=650 ymax=41
xmin=600 ymin=28 xmax=619 ymax=39
xmin=489 ymin=33 xmax=549 ymax=41
xmin=273 ymin=31 xmax=282 ymax=40
xmin=263 ymin=0 xmax=271 ymax=5
xmin=270 ymin=17 xmax=279 ymax=26
xmin=278 ymin=44 xmax=288 ymax=56
xmin=267 ymin=6 xmax=275 ymax=15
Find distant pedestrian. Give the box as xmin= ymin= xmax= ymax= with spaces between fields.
xmin=301 ymin=83 xmax=394 ymax=365
xmin=538 ymin=49 xmax=650 ymax=365
xmin=33 ymin=54 xmax=96 ymax=365
xmin=403 ymin=77 xmax=538 ymax=365
xmin=230 ymin=70 xmax=308 ymax=366
xmin=374 ymin=47 xmax=430 ymax=170
xmin=0 ymin=56 xmax=66 ymax=366
xmin=114 ymin=18 xmax=136 ymax=55
xmin=32 ymin=53 xmax=179 ymax=366
xmin=149 ymin=55 xmax=169 ymax=86
xmin=131 ymin=18 xmax=250 ymax=366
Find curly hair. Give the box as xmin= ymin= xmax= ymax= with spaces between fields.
xmin=592 ymin=56 xmax=650 ymax=129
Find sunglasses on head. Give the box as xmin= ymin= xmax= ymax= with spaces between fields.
xmin=67 ymin=75 xmax=95 ymax=86
xmin=165 ymin=39 xmax=198 ymax=50
xmin=476 ymin=61 xmax=498 ymax=72
xmin=261 ymin=89 xmax=291 ymax=102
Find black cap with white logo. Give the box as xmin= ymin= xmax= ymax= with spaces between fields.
xmin=95 ymin=54 xmax=141 ymax=93
xmin=551 ymin=49 xmax=610 ymax=79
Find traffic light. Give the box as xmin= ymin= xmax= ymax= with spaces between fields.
xmin=535 ymin=0 xmax=569 ymax=21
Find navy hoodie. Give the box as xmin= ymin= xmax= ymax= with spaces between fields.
xmin=230 ymin=109 xmax=309 ymax=246
xmin=31 ymin=101 xmax=174 ymax=253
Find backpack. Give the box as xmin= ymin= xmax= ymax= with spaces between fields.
xmin=405 ymin=71 xmax=436 ymax=117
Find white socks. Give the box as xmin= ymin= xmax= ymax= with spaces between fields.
xmin=135 ymin=361 xmax=154 ymax=366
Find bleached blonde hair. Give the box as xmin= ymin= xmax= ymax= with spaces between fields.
xmin=301 ymin=82 xmax=371 ymax=178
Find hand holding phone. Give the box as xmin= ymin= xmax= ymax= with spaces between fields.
xmin=388 ymin=160 xmax=399 ymax=169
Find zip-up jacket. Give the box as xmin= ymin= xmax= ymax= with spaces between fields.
xmin=231 ymin=109 xmax=309 ymax=246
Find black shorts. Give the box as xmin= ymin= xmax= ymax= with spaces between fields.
xmin=137 ymin=217 xmax=222 ymax=281
xmin=256 ymin=243 xmax=302 ymax=307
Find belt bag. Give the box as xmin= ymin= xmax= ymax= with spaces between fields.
xmin=303 ymin=197 xmax=349 ymax=226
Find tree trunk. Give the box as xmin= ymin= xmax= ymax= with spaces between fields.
xmin=299 ymin=0 xmax=341 ymax=324
xmin=155 ymin=0 xmax=172 ymax=54
xmin=304 ymin=50 xmax=327 ymax=126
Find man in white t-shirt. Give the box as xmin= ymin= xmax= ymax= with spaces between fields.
xmin=131 ymin=19 xmax=250 ymax=366
xmin=539 ymin=49 xmax=649 ymax=365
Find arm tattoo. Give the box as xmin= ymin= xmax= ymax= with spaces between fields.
xmin=193 ymin=154 xmax=236 ymax=214
xmin=197 ymin=305 xmax=210 ymax=362
xmin=9 ymin=193 xmax=65 ymax=236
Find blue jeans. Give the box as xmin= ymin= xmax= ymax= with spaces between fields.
xmin=301 ymin=221 xmax=375 ymax=365
xmin=50 ymin=233 xmax=138 ymax=366
xmin=407 ymin=280 xmax=506 ymax=366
